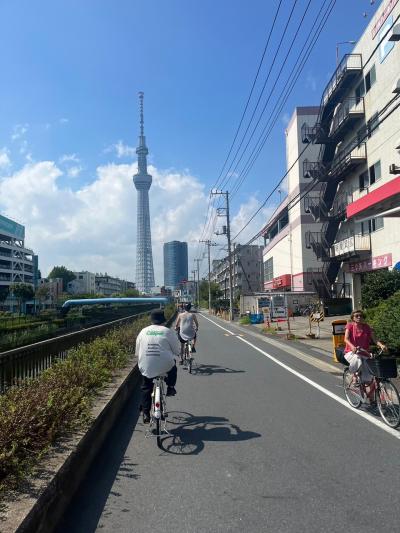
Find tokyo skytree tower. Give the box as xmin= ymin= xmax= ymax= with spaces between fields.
xmin=133 ymin=92 xmax=155 ymax=293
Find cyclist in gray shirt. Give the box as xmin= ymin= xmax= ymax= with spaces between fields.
xmin=175 ymin=302 xmax=199 ymax=363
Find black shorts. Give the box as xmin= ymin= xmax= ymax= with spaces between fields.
xmin=177 ymin=331 xmax=196 ymax=344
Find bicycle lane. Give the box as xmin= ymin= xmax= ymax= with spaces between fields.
xmin=58 ymin=312 xmax=400 ymax=533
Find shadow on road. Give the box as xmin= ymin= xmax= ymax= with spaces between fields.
xmin=159 ymin=411 xmax=261 ymax=455
xmin=191 ymin=363 xmax=245 ymax=376
xmin=55 ymin=393 xmax=141 ymax=533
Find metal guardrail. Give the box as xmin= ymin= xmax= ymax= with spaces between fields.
xmin=0 ymin=310 xmax=152 ymax=393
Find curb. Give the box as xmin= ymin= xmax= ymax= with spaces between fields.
xmin=12 ymin=365 xmax=140 ymax=533
xmin=5 ymin=311 xmax=178 ymax=533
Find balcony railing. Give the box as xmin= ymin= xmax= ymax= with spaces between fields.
xmin=321 ymin=54 xmax=363 ymax=108
xmin=330 ymin=234 xmax=371 ymax=258
xmin=303 ymin=161 xmax=326 ymax=181
xmin=329 ymin=142 xmax=367 ymax=181
xmin=329 ymin=97 xmax=365 ymax=139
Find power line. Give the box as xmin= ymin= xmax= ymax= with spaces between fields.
xmin=231 ymin=9 xmax=400 ymax=244
xmin=230 ymin=0 xmax=336 ymax=199
xmin=243 ymin=93 xmax=400 ymax=247
xmin=218 ymin=0 xmax=300 ymax=192
xmin=213 ymin=0 xmax=284 ymax=191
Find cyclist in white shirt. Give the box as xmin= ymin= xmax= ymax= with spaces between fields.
xmin=175 ymin=302 xmax=199 ymax=363
xmin=136 ymin=309 xmax=181 ymax=424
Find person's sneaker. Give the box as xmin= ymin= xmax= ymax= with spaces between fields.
xmin=142 ymin=412 xmax=150 ymax=424
xmin=191 ymin=347 xmax=196 ymax=353
xmin=166 ymin=386 xmax=177 ymax=396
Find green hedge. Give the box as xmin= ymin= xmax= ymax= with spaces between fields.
xmin=0 ymin=321 xmax=49 ymax=333
xmin=365 ymin=291 xmax=400 ymax=351
xmin=0 ymin=314 xmax=151 ymax=497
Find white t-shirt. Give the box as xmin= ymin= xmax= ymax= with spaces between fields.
xmin=135 ymin=325 xmax=181 ymax=378
xmin=179 ymin=312 xmax=197 ymax=341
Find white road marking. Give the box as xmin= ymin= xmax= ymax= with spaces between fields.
xmin=201 ymin=314 xmax=400 ymax=440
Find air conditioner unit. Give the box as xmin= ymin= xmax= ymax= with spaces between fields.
xmin=389 ymin=164 xmax=400 ymax=175
xmin=388 ymin=23 xmax=400 ymax=41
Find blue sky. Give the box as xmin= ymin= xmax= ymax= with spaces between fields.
xmin=0 ymin=0 xmax=381 ymax=283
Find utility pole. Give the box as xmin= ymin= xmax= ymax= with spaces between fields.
xmin=195 ymin=258 xmax=201 ymax=307
xmin=199 ymin=239 xmax=217 ymax=313
xmin=191 ymin=269 xmax=196 ymax=305
xmin=211 ymin=190 xmax=234 ymax=321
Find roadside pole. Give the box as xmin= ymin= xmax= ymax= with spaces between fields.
xmin=199 ymin=239 xmax=217 ymax=313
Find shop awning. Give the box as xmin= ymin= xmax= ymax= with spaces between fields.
xmin=346 ymin=176 xmax=400 ymax=220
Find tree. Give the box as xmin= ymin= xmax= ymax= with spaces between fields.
xmin=0 ymin=286 xmax=9 ymax=304
xmin=10 ymin=283 xmax=35 ymax=314
xmin=361 ymin=270 xmax=400 ymax=308
xmin=48 ymin=266 xmax=76 ymax=291
xmin=35 ymin=285 xmax=50 ymax=310
xmin=199 ymin=280 xmax=222 ymax=307
xmin=366 ymin=291 xmax=400 ymax=350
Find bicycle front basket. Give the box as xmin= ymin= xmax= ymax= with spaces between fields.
xmin=365 ymin=358 xmax=398 ymax=379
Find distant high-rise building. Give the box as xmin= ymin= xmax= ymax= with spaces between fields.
xmin=133 ymin=92 xmax=155 ymax=293
xmin=0 ymin=213 xmax=39 ymax=311
xmin=163 ymin=241 xmax=188 ymax=289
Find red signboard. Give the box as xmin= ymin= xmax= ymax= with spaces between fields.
xmin=348 ymin=253 xmax=392 ymax=274
xmin=272 ymin=274 xmax=292 ymax=289
xmin=371 ymin=0 xmax=399 ymax=39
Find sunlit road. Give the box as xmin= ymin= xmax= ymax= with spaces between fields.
xmin=57 ymin=313 xmax=400 ymax=533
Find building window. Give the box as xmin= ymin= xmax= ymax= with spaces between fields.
xmin=365 ymin=65 xmax=376 ymax=93
xmin=367 ymin=112 xmax=379 ymax=137
xmin=361 ymin=217 xmax=384 ymax=235
xmin=369 ymin=160 xmax=381 ymax=185
xmin=359 ymin=170 xmax=369 ymax=191
xmin=264 ymin=257 xmax=273 ymax=282
xmin=358 ymin=161 xmax=381 ymax=191
xmin=355 ymin=80 xmax=365 ymax=104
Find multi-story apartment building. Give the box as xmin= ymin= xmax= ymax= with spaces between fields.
xmin=68 ymin=271 xmax=96 ymax=295
xmin=211 ymin=245 xmax=263 ymax=299
xmin=95 ymin=274 xmax=123 ymax=296
xmin=38 ymin=277 xmax=64 ymax=304
xmin=261 ymin=107 xmax=325 ymax=295
xmin=0 ymin=214 xmax=39 ymax=310
xmin=163 ymin=241 xmax=188 ymax=289
xmin=302 ymin=0 xmax=400 ymax=307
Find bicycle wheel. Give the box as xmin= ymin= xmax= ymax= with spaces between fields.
xmin=188 ymin=356 xmax=192 ymax=374
xmin=184 ymin=344 xmax=189 ymax=369
xmin=343 ymin=369 xmax=362 ymax=408
xmin=377 ymin=380 xmax=400 ymax=428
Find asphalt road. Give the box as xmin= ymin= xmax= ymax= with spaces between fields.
xmin=57 ymin=313 xmax=400 ymax=533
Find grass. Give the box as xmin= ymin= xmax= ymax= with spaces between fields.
xmin=0 ymin=314 xmax=151 ymax=500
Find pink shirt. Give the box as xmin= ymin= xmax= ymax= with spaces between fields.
xmin=344 ymin=322 xmax=373 ymax=353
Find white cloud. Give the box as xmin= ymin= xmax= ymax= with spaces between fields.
xmin=67 ymin=166 xmax=83 ymax=178
xmin=0 ymin=148 xmax=11 ymax=169
xmin=11 ymin=123 xmax=29 ymax=141
xmin=60 ymin=153 xmax=80 ymax=164
xmin=59 ymin=118 xmax=69 ymax=125
xmin=105 ymin=140 xmax=136 ymax=159
xmin=305 ymin=73 xmax=317 ymax=92
xmin=0 ymin=160 xmax=209 ymax=283
xmin=230 ymin=196 xmax=277 ymax=244
xmin=281 ymin=112 xmax=290 ymax=126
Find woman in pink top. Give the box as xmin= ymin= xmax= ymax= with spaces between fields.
xmin=344 ymin=309 xmax=386 ymax=383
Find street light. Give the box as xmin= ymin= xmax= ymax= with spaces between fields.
xmin=336 ymin=40 xmax=356 ymax=66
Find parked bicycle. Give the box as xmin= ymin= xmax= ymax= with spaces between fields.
xmin=146 ymin=374 xmax=170 ymax=448
xmin=342 ymin=348 xmax=400 ymax=428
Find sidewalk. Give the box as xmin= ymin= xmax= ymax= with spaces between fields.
xmin=249 ymin=314 xmax=349 ymax=357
